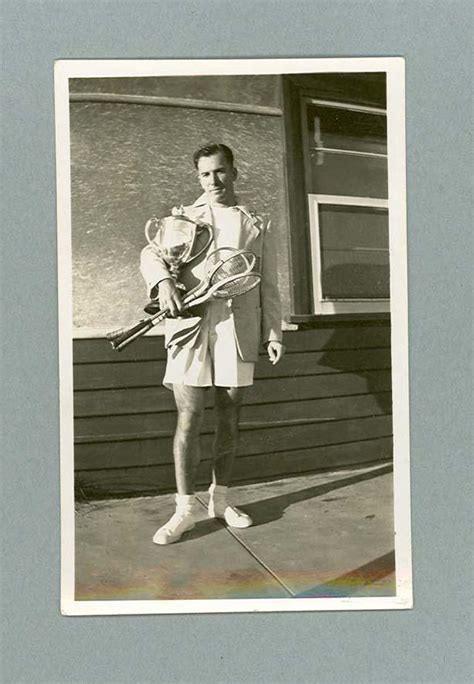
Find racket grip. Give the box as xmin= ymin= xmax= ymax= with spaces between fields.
xmin=106 ymin=326 xmax=130 ymax=342
xmin=107 ymin=319 xmax=154 ymax=351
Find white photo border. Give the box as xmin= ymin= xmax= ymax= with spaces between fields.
xmin=55 ymin=57 xmax=412 ymax=616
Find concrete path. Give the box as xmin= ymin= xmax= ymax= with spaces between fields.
xmin=75 ymin=462 xmax=395 ymax=601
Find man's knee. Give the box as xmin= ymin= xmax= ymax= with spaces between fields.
xmin=215 ymin=387 xmax=245 ymax=411
xmin=176 ymin=407 xmax=204 ymax=432
xmin=172 ymin=384 xmax=206 ymax=434
xmin=173 ymin=384 xmax=205 ymax=410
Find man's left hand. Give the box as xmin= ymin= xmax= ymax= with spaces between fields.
xmin=266 ymin=341 xmax=286 ymax=365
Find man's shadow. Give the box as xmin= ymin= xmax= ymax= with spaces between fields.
xmin=314 ymin=316 xmax=393 ymax=414
xmin=186 ymin=462 xmax=392 ymax=541
xmin=240 ymin=462 xmax=392 ymax=526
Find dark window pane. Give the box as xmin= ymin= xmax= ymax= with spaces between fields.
xmin=321 ymin=250 xmax=390 ymax=299
xmin=318 ymin=205 xmax=390 ymax=299
xmin=309 ymin=150 xmax=388 ymax=198
xmin=319 ymin=205 xmax=388 ymax=250
xmin=307 ymin=105 xmax=387 ymax=154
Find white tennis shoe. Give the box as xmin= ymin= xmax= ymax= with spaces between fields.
xmin=153 ymin=494 xmax=197 ymax=545
xmin=208 ymin=484 xmax=253 ymax=529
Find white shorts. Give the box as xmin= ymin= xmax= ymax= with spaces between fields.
xmin=163 ymin=300 xmax=255 ymax=390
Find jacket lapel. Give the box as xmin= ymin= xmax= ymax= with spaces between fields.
xmin=236 ymin=205 xmax=263 ymax=243
xmin=189 ymin=195 xmax=213 ymax=231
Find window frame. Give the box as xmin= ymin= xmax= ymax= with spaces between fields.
xmin=307 ymin=194 xmax=390 ymax=314
xmin=302 ymin=98 xmax=390 ymax=315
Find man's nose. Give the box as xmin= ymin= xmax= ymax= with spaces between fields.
xmin=210 ymin=172 xmax=220 ymax=184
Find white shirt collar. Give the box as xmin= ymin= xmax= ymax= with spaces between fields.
xmin=192 ymin=193 xmax=256 ymax=223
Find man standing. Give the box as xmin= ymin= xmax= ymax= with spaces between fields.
xmin=140 ymin=143 xmax=285 ymax=545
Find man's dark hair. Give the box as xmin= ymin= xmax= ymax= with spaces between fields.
xmin=193 ymin=143 xmax=234 ymax=169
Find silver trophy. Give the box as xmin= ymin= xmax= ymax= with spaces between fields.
xmin=145 ymin=214 xmax=213 ymax=277
xmin=144 ymin=213 xmax=213 ymax=311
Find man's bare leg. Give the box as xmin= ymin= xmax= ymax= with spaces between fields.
xmin=208 ymin=387 xmax=252 ymax=528
xmin=212 ymin=386 xmax=245 ymax=486
xmin=172 ymin=384 xmax=207 ymax=494
xmin=153 ymin=383 xmax=206 ymax=545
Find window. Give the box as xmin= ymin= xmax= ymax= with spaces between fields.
xmin=302 ymin=99 xmax=390 ymax=314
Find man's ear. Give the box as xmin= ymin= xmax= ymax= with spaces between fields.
xmin=233 ymin=167 xmax=238 ymax=181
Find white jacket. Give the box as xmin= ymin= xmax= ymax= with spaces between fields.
xmin=140 ymin=194 xmax=282 ymax=362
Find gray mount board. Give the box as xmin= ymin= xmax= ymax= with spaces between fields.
xmin=1 ymin=1 xmax=472 ymax=683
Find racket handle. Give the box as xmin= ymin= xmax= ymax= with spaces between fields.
xmin=106 ymin=306 xmax=172 ymax=351
xmin=107 ymin=319 xmax=154 ymax=351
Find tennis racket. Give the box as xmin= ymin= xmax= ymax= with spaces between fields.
xmin=107 ymin=248 xmax=260 ymax=351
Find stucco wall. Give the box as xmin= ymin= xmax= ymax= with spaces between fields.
xmin=69 ymin=76 xmax=290 ymax=330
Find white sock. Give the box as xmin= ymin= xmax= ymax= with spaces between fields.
xmin=175 ymin=493 xmax=197 ymax=513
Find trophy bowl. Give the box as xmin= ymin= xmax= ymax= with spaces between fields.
xmin=146 ymin=216 xmax=191 ymax=268
xmin=145 ymin=215 xmax=213 ymax=273
xmin=144 ymin=213 xmax=213 ymax=310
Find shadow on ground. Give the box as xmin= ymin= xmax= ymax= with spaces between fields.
xmin=230 ymin=463 xmax=393 ymax=527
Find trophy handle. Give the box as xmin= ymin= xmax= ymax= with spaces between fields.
xmin=186 ymin=223 xmax=214 ymax=264
xmin=144 ymin=216 xmax=161 ymax=247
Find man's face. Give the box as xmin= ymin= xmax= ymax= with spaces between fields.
xmin=196 ymin=151 xmax=237 ymax=206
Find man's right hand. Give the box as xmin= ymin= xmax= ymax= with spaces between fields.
xmin=158 ymin=279 xmax=183 ymax=318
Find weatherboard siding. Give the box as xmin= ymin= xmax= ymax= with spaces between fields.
xmin=73 ymin=322 xmax=393 ymax=498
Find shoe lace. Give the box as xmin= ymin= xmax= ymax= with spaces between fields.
xmin=162 ymin=509 xmax=191 ymax=531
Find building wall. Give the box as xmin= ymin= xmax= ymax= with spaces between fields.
xmin=69 ymin=76 xmax=290 ymax=330
xmin=70 ymin=75 xmax=281 ymax=107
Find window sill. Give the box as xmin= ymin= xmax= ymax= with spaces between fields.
xmin=288 ymin=312 xmax=391 ymax=327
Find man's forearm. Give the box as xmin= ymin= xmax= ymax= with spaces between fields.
xmin=140 ymin=244 xmax=173 ymax=298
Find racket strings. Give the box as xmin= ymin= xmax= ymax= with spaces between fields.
xmin=212 ymin=272 xmax=261 ymax=298
xmin=207 ymin=251 xmax=256 ymax=286
xmin=203 ymin=246 xmax=239 ymax=274
xmin=187 ymin=249 xmax=259 ymax=302
xmin=184 ymin=248 xmax=254 ymax=300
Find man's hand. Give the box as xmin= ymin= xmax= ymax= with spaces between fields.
xmin=158 ymin=279 xmax=183 ymax=318
xmin=266 ymin=340 xmax=286 ymax=365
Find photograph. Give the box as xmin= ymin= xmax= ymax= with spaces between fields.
xmin=55 ymin=57 xmax=412 ymax=614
